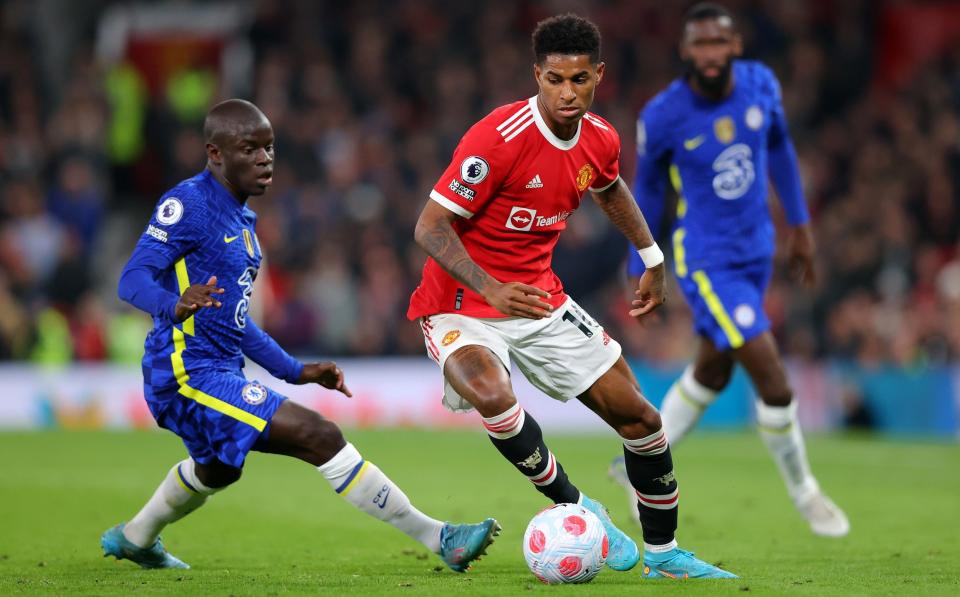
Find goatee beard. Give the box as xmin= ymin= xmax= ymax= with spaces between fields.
xmin=687 ymin=60 xmax=732 ymax=95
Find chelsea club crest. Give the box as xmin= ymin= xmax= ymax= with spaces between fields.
xmin=242 ymin=382 xmax=267 ymax=405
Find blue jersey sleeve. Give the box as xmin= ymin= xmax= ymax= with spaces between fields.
xmin=242 ymin=317 xmax=303 ymax=383
xmin=765 ymin=70 xmax=810 ymax=226
xmin=118 ymin=193 xmax=201 ymax=322
xmin=628 ymin=105 xmax=671 ymax=276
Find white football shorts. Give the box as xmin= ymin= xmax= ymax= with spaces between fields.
xmin=419 ymin=297 xmax=622 ymax=412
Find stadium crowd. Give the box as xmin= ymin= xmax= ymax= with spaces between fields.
xmin=0 ymin=0 xmax=958 ymax=366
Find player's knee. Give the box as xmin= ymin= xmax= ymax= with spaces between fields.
xmin=464 ymin=380 xmax=517 ymax=418
xmin=695 ymin=362 xmax=733 ymax=391
xmin=297 ymin=412 xmax=347 ymax=464
xmin=195 ymin=461 xmax=242 ymax=489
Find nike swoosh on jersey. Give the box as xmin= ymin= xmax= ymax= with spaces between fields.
xmin=683 ymin=135 xmax=705 ymax=150
xmin=223 ymin=234 xmax=239 ymax=243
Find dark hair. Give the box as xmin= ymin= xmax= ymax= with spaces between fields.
xmin=683 ymin=2 xmax=734 ymax=27
xmin=531 ymin=13 xmax=601 ymax=64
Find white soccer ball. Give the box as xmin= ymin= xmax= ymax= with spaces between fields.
xmin=522 ymin=503 xmax=608 ymax=584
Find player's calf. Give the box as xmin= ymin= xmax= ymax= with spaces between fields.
xmin=104 ymin=458 xmax=225 ymax=568
xmin=122 ymin=458 xmax=226 ymax=548
xmin=659 ymin=365 xmax=721 ymax=444
xmin=621 ymin=429 xmax=679 ymax=554
xmin=318 ymin=441 xmax=500 ymax=570
xmin=481 ymin=403 xmax=581 ymax=504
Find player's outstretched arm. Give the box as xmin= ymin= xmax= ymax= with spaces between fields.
xmin=591 ymin=178 xmax=667 ymax=320
xmin=241 ymin=318 xmax=351 ymax=396
xmin=118 ymin=247 xmax=223 ymax=324
xmin=414 ymin=199 xmax=554 ymax=319
xmin=296 ymin=362 xmax=352 ymax=397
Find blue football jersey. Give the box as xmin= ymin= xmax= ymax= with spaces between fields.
xmin=630 ymin=60 xmax=802 ymax=276
xmin=133 ymin=170 xmax=263 ymax=385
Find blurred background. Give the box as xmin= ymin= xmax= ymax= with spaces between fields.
xmin=0 ymin=0 xmax=958 ymax=436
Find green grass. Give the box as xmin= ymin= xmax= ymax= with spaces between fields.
xmin=0 ymin=429 xmax=958 ymax=595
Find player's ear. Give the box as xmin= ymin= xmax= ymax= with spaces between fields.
xmin=206 ymin=142 xmax=221 ymax=165
xmin=533 ymin=62 xmax=542 ymax=83
xmin=732 ymin=33 xmax=744 ymax=56
xmin=595 ymin=61 xmax=605 ymax=84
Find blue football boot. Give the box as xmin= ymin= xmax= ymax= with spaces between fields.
xmin=438 ymin=518 xmax=501 ymax=572
xmin=580 ymin=494 xmax=640 ymax=571
xmin=101 ymin=524 xmax=190 ymax=569
xmin=643 ymin=547 xmax=737 ymax=579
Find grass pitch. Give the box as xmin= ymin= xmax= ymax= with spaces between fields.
xmin=1 ymin=428 xmax=958 ymax=595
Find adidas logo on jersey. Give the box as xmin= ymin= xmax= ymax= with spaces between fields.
xmin=525 ymin=174 xmax=543 ymax=189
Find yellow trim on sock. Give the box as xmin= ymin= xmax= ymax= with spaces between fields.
xmin=758 ymin=422 xmax=793 ymax=435
xmin=692 ymin=270 xmax=744 ymax=348
xmin=175 ymin=467 xmax=199 ymax=495
xmin=676 ymin=384 xmax=706 ymax=411
xmin=340 ymin=461 xmax=371 ymax=496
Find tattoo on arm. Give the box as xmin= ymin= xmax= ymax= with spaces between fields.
xmin=417 ymin=220 xmax=495 ymax=295
xmin=592 ymin=178 xmax=655 ymax=249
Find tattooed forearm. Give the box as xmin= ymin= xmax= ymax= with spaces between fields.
xmin=415 ymin=217 xmax=496 ymax=295
xmin=592 ymin=178 xmax=655 ymax=249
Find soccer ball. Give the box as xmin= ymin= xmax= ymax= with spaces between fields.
xmin=522 ymin=503 xmax=608 ymax=584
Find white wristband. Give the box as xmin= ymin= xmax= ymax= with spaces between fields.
xmin=637 ymin=243 xmax=664 ymax=269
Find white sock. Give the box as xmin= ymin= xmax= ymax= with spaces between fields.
xmin=756 ymin=400 xmax=819 ymax=502
xmin=318 ymin=443 xmax=444 ymax=553
xmin=644 ymin=539 xmax=679 ymax=554
xmin=123 ymin=458 xmax=221 ymax=548
xmin=660 ymin=365 xmax=718 ymax=444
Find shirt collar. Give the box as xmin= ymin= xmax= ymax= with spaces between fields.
xmin=528 ymin=96 xmax=582 ymax=151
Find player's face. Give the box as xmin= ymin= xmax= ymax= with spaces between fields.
xmin=209 ymin=120 xmax=275 ymax=198
xmin=680 ymin=17 xmax=742 ymax=94
xmin=534 ymin=54 xmax=604 ymax=134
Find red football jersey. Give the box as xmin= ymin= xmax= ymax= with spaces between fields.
xmin=408 ymin=96 xmax=621 ymax=319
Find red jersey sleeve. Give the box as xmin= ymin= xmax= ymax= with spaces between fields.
xmin=429 ymin=122 xmax=512 ymax=218
xmin=585 ymin=114 xmax=622 ymax=192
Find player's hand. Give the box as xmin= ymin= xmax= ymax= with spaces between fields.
xmin=629 ymin=264 xmax=666 ymax=321
xmin=174 ymin=276 xmax=225 ymax=322
xmin=787 ymin=224 xmax=817 ymax=287
xmin=298 ymin=362 xmax=353 ymax=398
xmin=483 ymin=281 xmax=554 ymax=319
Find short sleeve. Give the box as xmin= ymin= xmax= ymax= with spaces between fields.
xmin=588 ymin=123 xmax=621 ymax=192
xmin=429 ymin=124 xmax=510 ymax=218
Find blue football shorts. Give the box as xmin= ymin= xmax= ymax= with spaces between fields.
xmin=676 ymin=260 xmax=772 ymax=351
xmin=143 ymin=368 xmax=287 ymax=468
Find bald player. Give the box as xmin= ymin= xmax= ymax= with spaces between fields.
xmin=103 ymin=99 xmax=499 ymax=571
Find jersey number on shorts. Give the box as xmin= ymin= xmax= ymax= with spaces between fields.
xmin=562 ymin=310 xmax=594 ymax=338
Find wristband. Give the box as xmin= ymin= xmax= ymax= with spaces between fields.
xmin=637 ymin=243 xmax=664 ymax=269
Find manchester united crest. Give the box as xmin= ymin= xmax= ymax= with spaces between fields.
xmin=575 ymin=163 xmax=595 ymax=191
xmin=441 ymin=330 xmax=461 ymax=346
xmin=713 ymin=116 xmax=736 ymax=144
